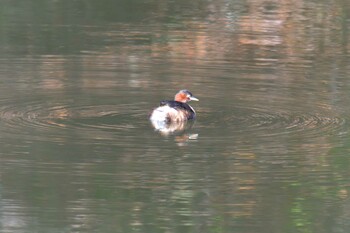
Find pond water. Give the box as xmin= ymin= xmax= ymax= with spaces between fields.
xmin=0 ymin=0 xmax=350 ymax=232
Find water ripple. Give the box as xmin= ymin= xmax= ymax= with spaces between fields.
xmin=233 ymin=107 xmax=345 ymax=137
xmin=0 ymin=98 xmax=144 ymax=143
xmin=201 ymin=106 xmax=345 ymax=138
xmin=0 ymin=98 xmax=345 ymax=143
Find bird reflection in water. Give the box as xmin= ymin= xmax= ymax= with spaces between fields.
xmin=151 ymin=118 xmax=198 ymax=145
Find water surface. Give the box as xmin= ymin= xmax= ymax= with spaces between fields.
xmin=0 ymin=0 xmax=350 ymax=232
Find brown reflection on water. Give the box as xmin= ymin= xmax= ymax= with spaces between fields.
xmin=17 ymin=0 xmax=347 ymax=101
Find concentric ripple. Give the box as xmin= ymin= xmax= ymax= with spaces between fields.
xmin=230 ymin=106 xmax=346 ymax=137
xmin=0 ymin=97 xmax=346 ymax=144
xmin=0 ymin=98 xmax=145 ymax=144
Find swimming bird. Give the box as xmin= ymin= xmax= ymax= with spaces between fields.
xmin=150 ymin=90 xmax=199 ymax=123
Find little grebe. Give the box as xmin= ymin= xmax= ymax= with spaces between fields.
xmin=150 ymin=90 xmax=199 ymax=123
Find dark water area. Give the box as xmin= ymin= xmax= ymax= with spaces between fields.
xmin=0 ymin=0 xmax=350 ymax=232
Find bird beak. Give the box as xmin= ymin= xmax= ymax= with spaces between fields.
xmin=190 ymin=96 xmax=199 ymax=101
